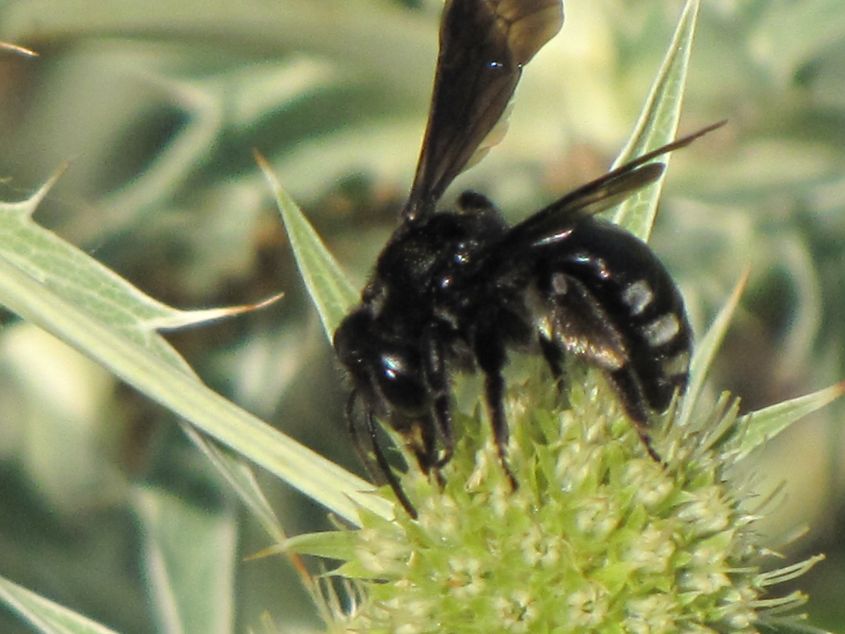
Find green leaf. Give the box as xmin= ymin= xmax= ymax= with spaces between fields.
xmin=132 ymin=486 xmax=237 ymax=634
xmin=0 ymin=169 xmax=193 ymax=364
xmin=0 ymin=575 xmax=119 ymax=634
xmin=731 ymin=382 xmax=845 ymax=459
xmin=0 ymin=254 xmax=390 ymax=522
xmin=612 ymin=0 xmax=700 ymax=239
xmin=283 ymin=530 xmax=359 ymax=561
xmin=258 ymin=154 xmax=359 ymax=340
xmin=0 ymin=179 xmax=391 ymax=526
xmin=0 ymin=172 xmax=287 ymax=537
xmin=679 ymin=268 xmax=750 ymax=428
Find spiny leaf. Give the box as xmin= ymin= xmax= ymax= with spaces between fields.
xmin=732 ymin=382 xmax=845 ymax=459
xmin=0 ymin=254 xmax=390 ymax=524
xmin=612 ymin=0 xmax=701 ymax=239
xmin=679 ymin=268 xmax=750 ymax=427
xmin=132 ymin=486 xmax=237 ymax=634
xmin=0 ymin=167 xmax=279 ymax=360
xmin=0 ymin=175 xmax=391 ymax=527
xmin=0 ymin=170 xmax=285 ymax=539
xmin=258 ymin=152 xmax=358 ymax=340
xmin=0 ymin=575 xmax=119 ymax=634
xmin=282 ymin=530 xmax=359 ymax=561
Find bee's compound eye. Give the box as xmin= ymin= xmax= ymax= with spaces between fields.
xmin=377 ymin=351 xmax=427 ymax=414
xmin=333 ymin=311 xmax=371 ymax=367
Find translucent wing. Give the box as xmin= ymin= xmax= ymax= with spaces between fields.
xmin=403 ymin=0 xmax=564 ymax=222
xmin=504 ymin=121 xmax=725 ymax=248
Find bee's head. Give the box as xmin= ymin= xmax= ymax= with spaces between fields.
xmin=334 ymin=310 xmax=428 ymax=417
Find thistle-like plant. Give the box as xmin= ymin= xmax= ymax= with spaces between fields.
xmin=269 ymin=2 xmax=840 ymax=632
xmin=0 ymin=0 xmax=841 ymax=632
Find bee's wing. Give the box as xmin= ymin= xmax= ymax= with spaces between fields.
xmin=403 ymin=0 xmax=564 ymax=222
xmin=505 ymin=121 xmax=725 ymax=248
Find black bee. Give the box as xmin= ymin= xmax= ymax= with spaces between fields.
xmin=334 ymin=0 xmax=716 ymax=517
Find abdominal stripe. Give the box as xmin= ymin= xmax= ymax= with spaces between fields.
xmin=641 ymin=313 xmax=681 ymax=348
xmin=621 ymin=279 xmax=653 ymax=316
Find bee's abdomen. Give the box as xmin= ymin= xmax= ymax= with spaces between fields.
xmin=544 ymin=219 xmax=691 ymax=414
xmin=617 ymin=271 xmax=691 ymax=411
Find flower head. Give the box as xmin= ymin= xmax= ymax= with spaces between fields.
xmin=330 ymin=362 xmax=823 ymax=633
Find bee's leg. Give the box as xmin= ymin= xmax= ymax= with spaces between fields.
xmin=422 ymin=326 xmax=454 ymax=469
xmin=409 ymin=413 xmax=446 ymax=489
xmin=474 ymin=334 xmax=518 ymax=490
xmin=364 ymin=408 xmax=419 ymax=518
xmin=347 ymin=392 xmax=418 ymax=517
xmin=346 ymin=391 xmax=379 ymax=480
xmin=540 ymin=270 xmax=662 ymax=462
xmin=484 ymin=370 xmax=518 ymax=490
xmin=607 ymin=368 xmax=662 ymax=464
xmin=538 ymin=333 xmax=565 ymax=390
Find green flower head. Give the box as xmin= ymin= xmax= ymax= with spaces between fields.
xmin=331 ymin=362 xmax=824 ymax=633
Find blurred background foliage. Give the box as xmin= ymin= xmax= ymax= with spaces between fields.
xmin=1 ymin=0 xmax=844 ymax=631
